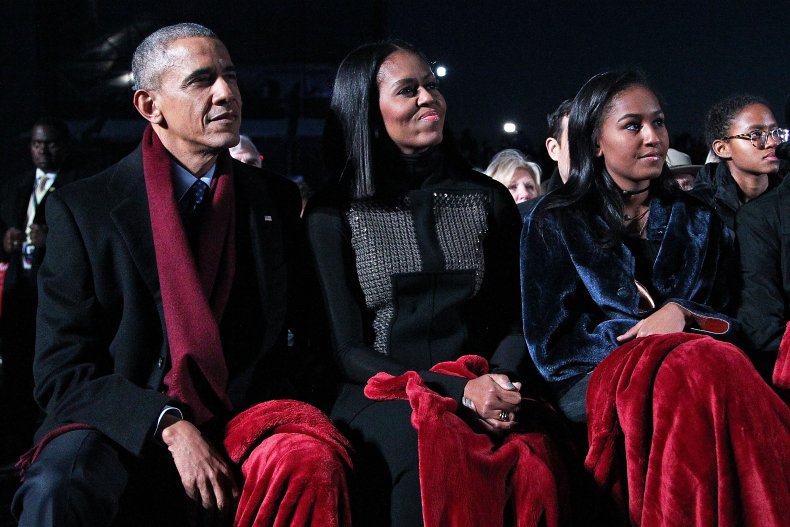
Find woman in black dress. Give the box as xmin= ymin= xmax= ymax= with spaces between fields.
xmin=306 ymin=40 xmax=541 ymax=526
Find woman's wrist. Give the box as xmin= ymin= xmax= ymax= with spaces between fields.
xmin=664 ymin=301 xmax=694 ymax=323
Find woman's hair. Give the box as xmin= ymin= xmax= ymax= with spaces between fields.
xmin=485 ymin=149 xmax=542 ymax=191
xmin=323 ymin=39 xmax=431 ymax=199
xmin=537 ymin=69 xmax=669 ymax=247
xmin=704 ymin=94 xmax=770 ymax=148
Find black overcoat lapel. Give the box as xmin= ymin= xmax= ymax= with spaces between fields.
xmin=236 ymin=167 xmax=288 ymax=353
xmin=107 ymin=146 xmax=161 ymax=301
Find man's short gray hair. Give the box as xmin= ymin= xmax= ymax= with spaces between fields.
xmin=131 ymin=23 xmax=218 ymax=91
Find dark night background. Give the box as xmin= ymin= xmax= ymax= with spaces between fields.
xmin=1 ymin=0 xmax=789 ymax=183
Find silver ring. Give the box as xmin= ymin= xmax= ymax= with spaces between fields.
xmin=498 ymin=410 xmax=509 ymax=422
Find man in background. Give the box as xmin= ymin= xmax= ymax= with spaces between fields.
xmin=0 ymin=118 xmax=84 ymax=465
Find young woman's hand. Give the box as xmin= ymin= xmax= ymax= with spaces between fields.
xmin=617 ymin=302 xmax=689 ymax=342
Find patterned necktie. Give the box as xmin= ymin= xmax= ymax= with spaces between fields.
xmin=182 ymin=179 xmax=209 ymax=220
xmin=191 ymin=179 xmax=209 ymax=212
xmin=34 ymin=174 xmax=52 ymax=205
xmin=36 ymin=174 xmax=50 ymax=194
xmin=182 ymin=179 xmax=210 ymax=255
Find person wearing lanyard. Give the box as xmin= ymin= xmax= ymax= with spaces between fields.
xmin=0 ymin=118 xmax=84 ymax=468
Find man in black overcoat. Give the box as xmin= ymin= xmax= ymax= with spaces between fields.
xmin=11 ymin=23 xmax=347 ymax=527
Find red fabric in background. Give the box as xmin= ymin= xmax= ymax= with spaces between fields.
xmin=774 ymin=320 xmax=790 ymax=389
xmin=0 ymin=262 xmax=7 ymax=317
xmin=365 ymin=355 xmax=569 ymax=527
xmin=224 ymin=400 xmax=352 ymax=527
xmin=586 ymin=333 xmax=790 ymax=526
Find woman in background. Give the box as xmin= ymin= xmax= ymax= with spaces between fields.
xmin=485 ymin=148 xmax=542 ymax=204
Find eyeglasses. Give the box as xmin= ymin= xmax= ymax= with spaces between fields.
xmin=722 ymin=128 xmax=789 ymax=149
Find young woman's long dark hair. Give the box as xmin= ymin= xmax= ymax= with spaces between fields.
xmin=536 ymin=69 xmax=672 ymax=247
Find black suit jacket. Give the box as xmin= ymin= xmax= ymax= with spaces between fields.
xmin=33 ymin=145 xmax=310 ymax=456
xmin=1 ymin=167 xmax=85 ymax=249
xmin=1 ymin=166 xmax=86 ymax=344
xmin=1 ymin=167 xmax=85 ymax=284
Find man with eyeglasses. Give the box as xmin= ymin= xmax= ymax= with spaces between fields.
xmin=690 ymin=94 xmax=785 ymax=232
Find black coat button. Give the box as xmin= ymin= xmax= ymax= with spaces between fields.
xmin=616 ymin=287 xmax=629 ymax=299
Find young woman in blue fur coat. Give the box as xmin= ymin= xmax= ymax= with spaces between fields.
xmin=521 ymin=70 xmax=790 ymax=526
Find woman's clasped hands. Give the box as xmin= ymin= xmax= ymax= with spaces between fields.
xmin=462 ymin=374 xmax=522 ymax=434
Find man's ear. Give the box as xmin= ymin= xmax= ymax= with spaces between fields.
xmin=712 ymin=138 xmax=731 ymax=160
xmin=133 ymin=89 xmax=164 ymax=125
xmin=546 ymin=137 xmax=560 ymax=162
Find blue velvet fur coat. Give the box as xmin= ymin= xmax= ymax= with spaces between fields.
xmin=520 ymin=187 xmax=737 ymax=387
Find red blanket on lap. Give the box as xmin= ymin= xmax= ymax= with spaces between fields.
xmin=224 ymin=400 xmax=353 ymax=527
xmin=586 ymin=333 xmax=790 ymax=526
xmin=364 ymin=355 xmax=568 ymax=527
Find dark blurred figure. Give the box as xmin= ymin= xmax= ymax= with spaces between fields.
xmin=737 ymin=171 xmax=790 ymax=384
xmin=517 ymin=99 xmax=571 ymax=218
xmin=542 ymin=99 xmax=572 ymax=193
xmin=457 ymin=128 xmax=480 ymax=167
xmin=0 ymin=117 xmax=85 ymax=465
xmin=285 ymin=175 xmax=313 ymax=216
xmin=229 ymin=134 xmax=263 ymax=168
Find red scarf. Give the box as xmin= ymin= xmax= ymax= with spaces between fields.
xmin=142 ymin=125 xmax=235 ymax=424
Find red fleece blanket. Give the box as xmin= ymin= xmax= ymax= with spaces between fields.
xmin=364 ymin=355 xmax=568 ymax=527
xmin=586 ymin=333 xmax=790 ymax=526
xmin=775 ymin=320 xmax=790 ymax=389
xmin=224 ymin=400 xmax=353 ymax=527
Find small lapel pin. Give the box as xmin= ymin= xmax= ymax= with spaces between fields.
xmin=264 ymin=215 xmax=272 ymax=221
